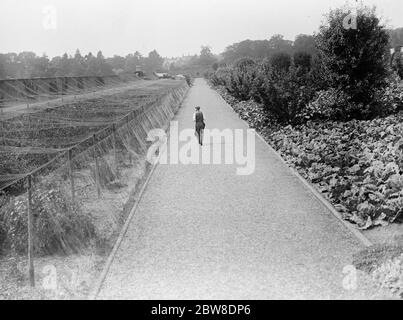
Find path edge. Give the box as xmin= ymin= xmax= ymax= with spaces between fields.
xmin=212 ymin=86 xmax=373 ymax=248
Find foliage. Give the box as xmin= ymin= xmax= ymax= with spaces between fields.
xmin=301 ymin=88 xmax=356 ymax=121
xmin=221 ymin=35 xmax=294 ymax=65
xmin=218 ymin=85 xmax=403 ymax=228
xmin=293 ymin=34 xmax=317 ymax=56
xmin=143 ymin=50 xmax=164 ymax=73
xmin=226 ymin=58 xmax=260 ymax=101
xmin=268 ymin=115 xmax=403 ymax=228
xmin=293 ymin=51 xmax=312 ymax=71
xmin=254 ymin=65 xmax=315 ymax=124
xmin=210 ymin=67 xmax=232 ymax=87
xmin=215 ymin=86 xmax=273 ymax=130
xmin=316 ymin=5 xmax=390 ymax=114
xmin=199 ymin=46 xmax=217 ymax=67
xmin=209 ymin=5 xmax=400 ymax=124
xmin=372 ymin=74 xmax=403 ymax=117
xmin=0 ymin=48 xmax=167 ymax=79
xmin=0 ymin=182 xmax=96 ymax=256
xmin=269 ymin=52 xmax=291 ymax=72
xmin=211 ymin=54 xmax=315 ymax=124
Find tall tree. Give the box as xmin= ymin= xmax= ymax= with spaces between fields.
xmin=72 ymin=49 xmax=85 ymax=76
xmin=267 ymin=34 xmax=293 ymax=54
xmin=107 ymin=55 xmax=126 ymax=71
xmin=293 ymin=34 xmax=317 ymax=56
xmin=145 ymin=50 xmax=164 ymax=72
xmin=55 ymin=53 xmax=72 ymax=76
xmin=124 ymin=52 xmax=142 ymax=72
xmin=31 ymin=54 xmax=50 ymax=77
xmin=85 ymin=52 xmax=98 ymax=75
xmin=316 ymin=5 xmax=389 ymax=108
xmin=0 ymin=54 xmax=6 ymax=79
xmin=96 ymin=51 xmax=113 ymax=75
xmin=199 ymin=45 xmax=217 ymax=67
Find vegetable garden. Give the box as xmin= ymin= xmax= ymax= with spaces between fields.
xmin=208 ymin=5 xmax=403 ymax=229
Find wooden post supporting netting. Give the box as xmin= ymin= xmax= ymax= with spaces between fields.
xmin=68 ymin=149 xmax=75 ymax=202
xmin=126 ymin=116 xmax=132 ymax=165
xmin=93 ymin=134 xmax=101 ymax=198
xmin=112 ymin=124 xmax=119 ymax=177
xmin=27 ymin=174 xmax=35 ymax=287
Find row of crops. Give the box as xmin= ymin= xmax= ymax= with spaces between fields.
xmin=0 ymin=80 xmax=189 ymax=262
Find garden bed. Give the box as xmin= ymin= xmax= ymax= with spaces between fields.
xmin=0 ymin=81 xmax=189 ymax=299
xmin=214 ymin=84 xmax=403 ymax=298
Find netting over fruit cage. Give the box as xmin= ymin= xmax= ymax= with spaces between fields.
xmin=0 ymin=76 xmax=124 ymax=106
xmin=0 ymin=82 xmax=188 ymax=261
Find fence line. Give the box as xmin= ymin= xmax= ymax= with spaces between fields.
xmin=0 ymin=85 xmax=187 ymax=192
xmin=0 ymin=83 xmax=189 ymax=287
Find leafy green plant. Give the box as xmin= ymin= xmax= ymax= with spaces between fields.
xmin=268 ymin=114 xmax=403 ymax=228
xmin=253 ymin=66 xmax=315 ymax=124
xmin=210 ymin=67 xmax=232 ymax=87
xmin=375 ymin=74 xmax=403 ymax=115
xmin=301 ymin=88 xmax=355 ymax=121
xmin=216 ymin=84 xmax=403 ymax=229
xmin=269 ymin=52 xmax=292 ymax=72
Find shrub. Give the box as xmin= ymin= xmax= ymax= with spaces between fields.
xmin=373 ymin=74 xmax=403 ymax=116
xmin=268 ymin=114 xmax=403 ymax=228
xmin=234 ymin=57 xmax=256 ymax=72
xmin=269 ymin=52 xmax=292 ymax=72
xmin=210 ymin=67 xmax=232 ymax=87
xmin=316 ymin=5 xmax=390 ymax=114
xmin=301 ymin=88 xmax=355 ymax=121
xmin=293 ymin=51 xmax=312 ymax=71
xmin=255 ymin=66 xmax=315 ymax=124
xmin=0 ymin=195 xmax=6 ymax=254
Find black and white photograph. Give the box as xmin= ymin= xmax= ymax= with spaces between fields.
xmin=0 ymin=0 xmax=403 ymax=306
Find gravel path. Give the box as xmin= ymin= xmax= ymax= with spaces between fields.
xmin=97 ymin=78 xmax=381 ymax=299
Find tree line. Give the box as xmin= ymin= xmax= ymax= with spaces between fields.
xmin=208 ymin=6 xmax=403 ymax=125
xmin=0 ymin=49 xmax=165 ymax=80
xmin=217 ymin=28 xmax=403 ymax=67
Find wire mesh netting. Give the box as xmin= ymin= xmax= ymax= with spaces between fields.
xmin=0 ymin=76 xmax=124 ymax=106
xmin=0 ymin=82 xmax=189 ymax=257
xmin=0 ymin=82 xmax=187 ymax=189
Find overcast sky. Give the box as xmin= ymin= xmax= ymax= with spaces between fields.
xmin=0 ymin=0 xmax=402 ymax=58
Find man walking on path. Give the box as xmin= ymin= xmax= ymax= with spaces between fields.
xmin=193 ymin=106 xmax=205 ymax=145
xmin=96 ymin=79 xmax=385 ymax=300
